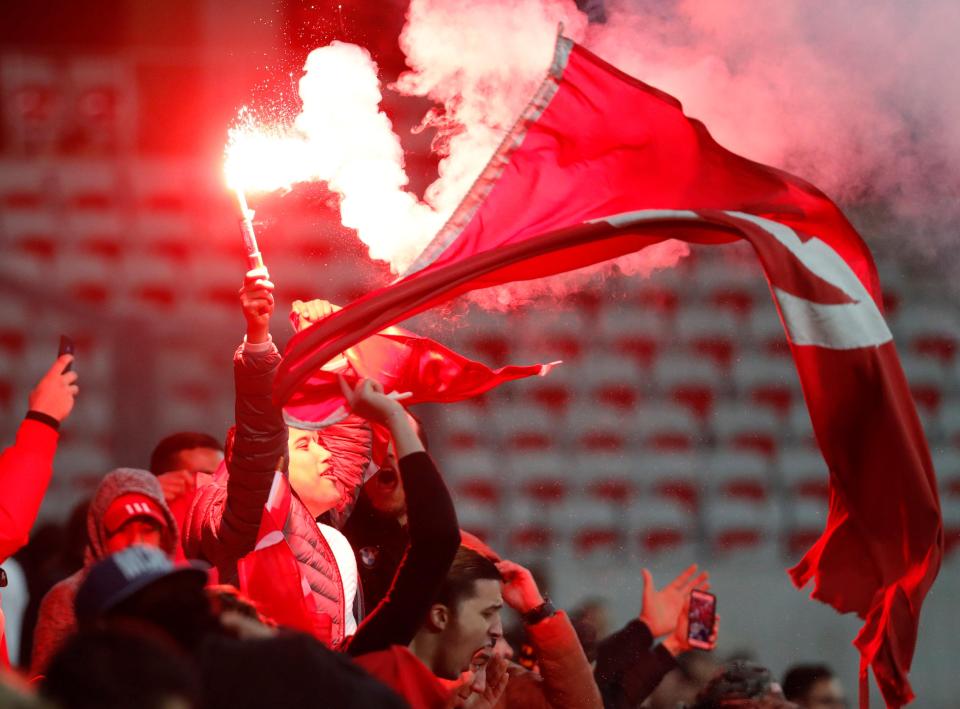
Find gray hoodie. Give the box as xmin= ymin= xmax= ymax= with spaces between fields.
xmin=29 ymin=468 xmax=177 ymax=676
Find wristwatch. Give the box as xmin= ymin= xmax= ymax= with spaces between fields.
xmin=521 ymin=596 xmax=556 ymax=626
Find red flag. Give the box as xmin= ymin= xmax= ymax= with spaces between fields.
xmin=275 ymin=37 xmax=941 ymax=706
xmin=283 ymin=321 xmax=555 ymax=430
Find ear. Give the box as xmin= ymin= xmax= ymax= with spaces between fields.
xmin=426 ymin=603 xmax=450 ymax=632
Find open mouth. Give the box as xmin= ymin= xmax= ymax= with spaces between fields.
xmin=376 ymin=467 xmax=399 ymax=488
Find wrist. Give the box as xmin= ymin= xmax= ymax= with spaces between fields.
xmin=661 ymin=634 xmax=683 ymax=656
xmin=25 ymin=410 xmax=61 ymax=430
xmin=520 ymin=596 xmax=555 ymax=625
xmin=638 ymin=614 xmax=667 ymax=638
xmin=245 ymin=325 xmax=269 ymax=344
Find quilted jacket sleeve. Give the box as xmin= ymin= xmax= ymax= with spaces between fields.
xmin=182 ymin=342 xmax=287 ymax=582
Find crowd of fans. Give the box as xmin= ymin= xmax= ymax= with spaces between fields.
xmin=0 ymin=268 xmax=849 ymax=708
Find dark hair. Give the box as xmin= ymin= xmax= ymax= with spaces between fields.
xmin=199 ymin=632 xmax=406 ymax=709
xmin=782 ymin=664 xmax=835 ymax=701
xmin=149 ymin=432 xmax=223 ymax=475
xmin=690 ymin=660 xmax=782 ymax=709
xmin=434 ymin=546 xmax=502 ymax=610
xmin=42 ymin=626 xmax=200 ymax=709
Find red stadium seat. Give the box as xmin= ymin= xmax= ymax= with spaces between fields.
xmin=707 ymin=450 xmax=770 ymax=502
xmin=639 ymin=452 xmax=704 ymax=511
xmin=895 ymin=304 xmax=960 ymax=365
xmin=575 ymin=452 xmax=638 ymax=505
xmin=749 ymin=309 xmax=791 ymax=358
xmin=653 ymin=353 xmax=724 ymax=419
xmin=632 ymin=401 xmax=701 ymax=452
xmin=579 ymin=354 xmax=643 ymax=410
xmin=732 ymin=356 xmax=799 ymax=417
xmin=439 ymin=405 xmax=486 ymax=451
xmin=778 ymin=447 xmax=830 ymax=501
xmin=508 ymin=451 xmax=570 ymax=505
xmin=597 ymin=307 xmax=666 ymax=369
xmin=784 ymin=498 xmax=827 ymax=558
xmin=627 ymin=499 xmax=697 ymax=559
xmin=524 ymin=310 xmax=589 ymax=362
xmin=675 ymin=310 xmax=739 ymax=370
xmin=567 ymin=407 xmax=631 ymax=453
xmin=940 ymin=404 xmax=960 ymax=451
xmin=705 ymin=498 xmax=779 ymax=559
xmin=711 ymin=401 xmax=781 ymax=458
xmin=492 ymin=404 xmax=557 ymax=451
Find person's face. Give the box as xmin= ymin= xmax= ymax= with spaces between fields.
xmin=803 ymin=678 xmax=846 ymax=708
xmin=287 ymin=427 xmax=339 ymax=518
xmin=174 ymin=446 xmax=223 ymax=474
xmin=362 ymin=460 xmax=407 ymax=519
xmin=105 ymin=518 xmax=164 ymax=554
xmin=438 ymin=579 xmax=503 ymax=679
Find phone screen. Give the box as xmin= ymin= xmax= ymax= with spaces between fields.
xmin=687 ymin=590 xmax=717 ymax=648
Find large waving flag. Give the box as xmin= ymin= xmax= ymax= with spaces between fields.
xmin=275 ymin=36 xmax=941 ymax=707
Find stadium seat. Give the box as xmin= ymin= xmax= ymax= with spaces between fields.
xmin=55 ymin=440 xmax=113 ymax=477
xmin=731 ymin=356 xmax=799 ymax=417
xmin=596 ymin=307 xmax=665 ymax=368
xmin=507 ymin=450 xmax=571 ymax=505
xmin=675 ymin=309 xmax=740 ymax=369
xmin=894 ymin=304 xmax=960 ymax=364
xmin=940 ymin=403 xmax=960 ymax=450
xmin=631 ymin=401 xmax=701 ymax=451
xmin=517 ymin=361 xmax=580 ymax=413
xmin=697 ymin=256 xmax=765 ymax=319
xmin=120 ymin=256 xmax=180 ymax=313
xmin=704 ymin=497 xmax=780 ymax=559
xmin=566 ymin=502 xmax=625 ymax=557
xmin=706 ymin=449 xmax=770 ymax=502
xmin=627 ymin=498 xmax=698 ymax=559
xmin=131 ymin=159 xmax=197 ymax=213
xmin=444 ymin=450 xmax=503 ymax=507
xmin=574 ymin=452 xmax=638 ymax=505
xmin=749 ymin=309 xmax=791 ymax=358
xmin=777 ymin=447 xmax=830 ymax=501
xmin=578 ymin=354 xmax=643 ymax=410
xmin=455 ymin=497 xmax=498 ymax=548
xmin=456 ymin=309 xmax=515 ymax=365
xmin=524 ymin=310 xmax=589 ymax=361
xmin=637 ymin=451 xmax=704 ymax=511
xmin=567 ymin=406 xmax=632 ymax=452
xmin=55 ymin=249 xmax=113 ymax=307
xmin=785 ymin=402 xmax=818 ymax=448
xmin=784 ymin=497 xmax=827 ymax=558
xmin=0 ymin=159 xmax=51 ymax=209
xmin=653 ymin=352 xmax=724 ymax=419
xmin=899 ymin=353 xmax=948 ymax=414
xmin=492 ymin=403 xmax=558 ymax=451
xmin=710 ymin=401 xmax=781 ymax=458
xmin=57 ymin=160 xmax=120 ymax=210
xmin=934 ymin=449 xmax=960 ymax=500
xmin=437 ymin=405 xmax=486 ymax=451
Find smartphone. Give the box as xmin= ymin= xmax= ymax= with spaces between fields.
xmin=58 ymin=335 xmax=75 ymax=373
xmin=687 ymin=589 xmax=717 ymax=649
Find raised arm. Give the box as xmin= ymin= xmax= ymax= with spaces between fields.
xmin=0 ymin=355 xmax=77 ymax=561
xmin=342 ymin=379 xmax=461 ymax=656
xmin=595 ymin=565 xmax=712 ymax=708
xmin=182 ymin=269 xmax=287 ymax=579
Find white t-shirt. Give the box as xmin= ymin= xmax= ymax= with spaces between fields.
xmin=318 ymin=522 xmax=359 ymax=637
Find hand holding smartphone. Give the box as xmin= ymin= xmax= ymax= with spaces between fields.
xmin=687 ymin=589 xmax=717 ymax=649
